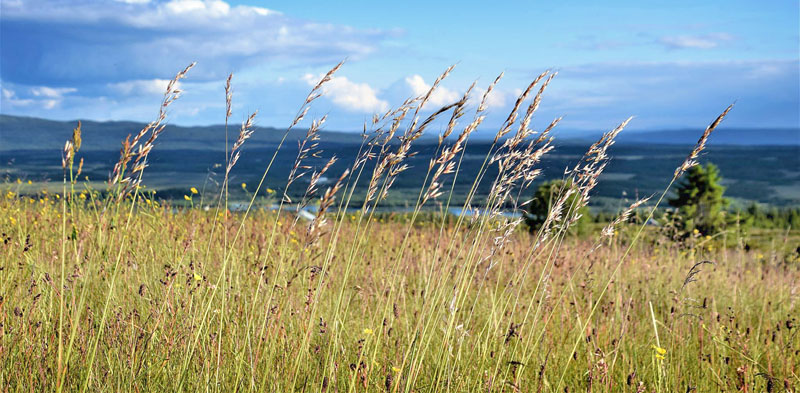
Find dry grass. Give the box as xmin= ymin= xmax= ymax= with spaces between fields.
xmin=0 ymin=62 xmax=797 ymax=393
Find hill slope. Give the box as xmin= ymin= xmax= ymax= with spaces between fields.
xmin=0 ymin=115 xmax=364 ymax=152
xmin=617 ymin=127 xmax=799 ymax=145
xmin=2 ymin=115 xmax=799 ymax=207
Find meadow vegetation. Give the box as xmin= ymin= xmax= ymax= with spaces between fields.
xmin=1 ymin=62 xmax=798 ymax=392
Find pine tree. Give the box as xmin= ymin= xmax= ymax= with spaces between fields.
xmin=668 ymin=163 xmax=729 ymax=235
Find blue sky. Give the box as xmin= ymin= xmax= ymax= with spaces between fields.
xmin=1 ymin=0 xmax=798 ymax=132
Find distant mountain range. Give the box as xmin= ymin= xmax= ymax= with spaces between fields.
xmin=0 ymin=115 xmax=364 ymax=152
xmin=548 ymin=126 xmax=799 ymax=146
xmin=2 ymin=115 xmax=798 ymax=207
xmin=615 ymin=127 xmax=799 ymax=146
xmin=1 ymin=115 xmax=798 ymax=152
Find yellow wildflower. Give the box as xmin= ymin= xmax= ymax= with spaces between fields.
xmin=392 ymin=366 xmax=401 ymax=373
xmin=266 ymin=188 xmax=275 ymax=194
xmin=193 ymin=273 xmax=202 ymax=281
xmin=184 ymin=195 xmax=191 ymax=201
xmin=363 ymin=328 xmax=373 ymax=335
xmin=190 ymin=187 xmax=198 ymax=194
xmin=241 ymin=183 xmax=247 ymax=190
xmin=692 ymin=228 xmax=699 ymax=235
xmin=27 ymin=180 xmax=32 ymax=185
xmin=652 ymin=344 xmax=666 ymax=360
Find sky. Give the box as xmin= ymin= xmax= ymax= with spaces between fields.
xmin=1 ymin=0 xmax=798 ymax=133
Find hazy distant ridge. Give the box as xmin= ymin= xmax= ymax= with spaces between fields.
xmin=0 ymin=115 xmax=364 ymax=152
xmin=1 ymin=115 xmax=798 ymax=152
xmin=614 ymin=127 xmax=799 ymax=146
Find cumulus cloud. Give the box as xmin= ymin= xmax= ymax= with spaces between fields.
xmin=0 ymin=0 xmax=392 ymax=86
xmin=658 ymin=33 xmax=734 ymax=50
xmin=302 ymin=73 xmax=388 ymax=113
xmin=403 ymin=75 xmax=461 ymax=107
xmin=403 ymin=74 xmax=513 ymax=112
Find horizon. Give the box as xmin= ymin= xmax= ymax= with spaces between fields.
xmin=1 ymin=0 xmax=798 ymax=132
xmin=3 ymin=113 xmax=800 ymax=136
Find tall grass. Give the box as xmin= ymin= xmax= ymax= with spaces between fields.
xmin=0 ymin=62 xmax=797 ymax=392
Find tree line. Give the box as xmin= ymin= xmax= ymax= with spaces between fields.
xmin=526 ymin=163 xmax=800 ymax=237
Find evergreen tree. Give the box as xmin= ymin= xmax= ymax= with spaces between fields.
xmin=525 ymin=179 xmax=591 ymax=234
xmin=668 ymin=163 xmax=729 ymax=235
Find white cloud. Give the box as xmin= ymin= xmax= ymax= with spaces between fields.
xmin=0 ymin=84 xmax=74 ymax=109
xmin=302 ymin=73 xmax=388 ymax=113
xmin=747 ymin=63 xmax=785 ymax=79
xmin=2 ymin=87 xmax=15 ymax=100
xmin=30 ymin=86 xmax=75 ymax=108
xmin=2 ymin=0 xmax=274 ymax=27
xmin=474 ymin=86 xmax=507 ymax=110
xmin=658 ymin=33 xmax=734 ymax=50
xmin=30 ymin=86 xmax=77 ymax=98
xmin=0 ymin=0 xmax=390 ymax=86
xmin=382 ymin=74 xmax=511 ymax=115
xmin=162 ymin=0 xmax=230 ymax=17
xmin=108 ymin=79 xmax=176 ymax=96
xmin=404 ymin=74 xmax=460 ymax=107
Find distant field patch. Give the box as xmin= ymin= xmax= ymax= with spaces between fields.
xmin=772 ymin=183 xmax=800 ymax=200
xmin=599 ymin=172 xmax=636 ymax=181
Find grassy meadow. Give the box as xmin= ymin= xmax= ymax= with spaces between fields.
xmin=1 ymin=63 xmax=798 ymax=392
